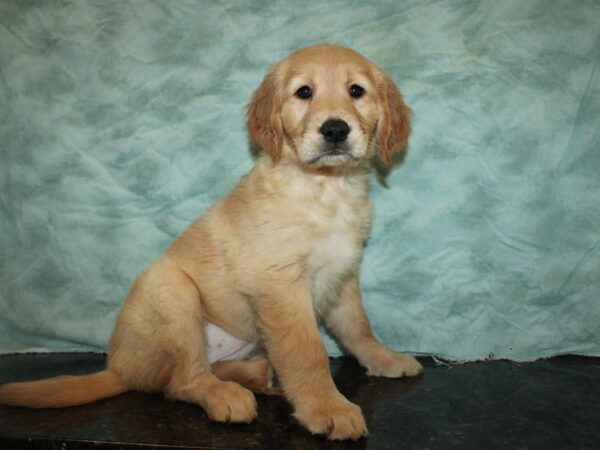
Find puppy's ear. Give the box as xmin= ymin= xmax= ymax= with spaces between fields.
xmin=376 ymin=70 xmax=411 ymax=165
xmin=247 ymin=68 xmax=283 ymax=162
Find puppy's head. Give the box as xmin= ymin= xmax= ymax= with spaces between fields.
xmin=247 ymin=44 xmax=411 ymax=167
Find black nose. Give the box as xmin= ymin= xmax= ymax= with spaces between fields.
xmin=320 ymin=119 xmax=350 ymax=143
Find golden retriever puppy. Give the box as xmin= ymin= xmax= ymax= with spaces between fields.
xmin=0 ymin=44 xmax=422 ymax=440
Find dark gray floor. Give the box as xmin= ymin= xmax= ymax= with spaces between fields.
xmin=0 ymin=353 xmax=598 ymax=449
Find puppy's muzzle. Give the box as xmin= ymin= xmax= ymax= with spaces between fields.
xmin=308 ymin=118 xmax=355 ymax=164
xmin=320 ymin=119 xmax=350 ymax=144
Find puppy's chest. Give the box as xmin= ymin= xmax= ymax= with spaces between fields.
xmin=305 ymin=191 xmax=371 ymax=300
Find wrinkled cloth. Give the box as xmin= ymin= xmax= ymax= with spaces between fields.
xmin=0 ymin=0 xmax=598 ymax=361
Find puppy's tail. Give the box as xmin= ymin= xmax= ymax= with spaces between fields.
xmin=0 ymin=370 xmax=128 ymax=408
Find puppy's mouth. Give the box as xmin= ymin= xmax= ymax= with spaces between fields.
xmin=307 ymin=143 xmax=356 ymax=165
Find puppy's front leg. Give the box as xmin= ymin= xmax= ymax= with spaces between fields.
xmin=324 ymin=275 xmax=423 ymax=377
xmin=253 ymin=282 xmax=367 ymax=440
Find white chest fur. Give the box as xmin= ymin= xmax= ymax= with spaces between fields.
xmin=242 ymin=160 xmax=373 ymax=311
xmin=304 ymin=176 xmax=372 ymax=314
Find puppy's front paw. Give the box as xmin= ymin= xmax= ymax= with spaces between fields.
xmin=294 ymin=393 xmax=367 ymax=440
xmin=366 ymin=351 xmax=423 ymax=378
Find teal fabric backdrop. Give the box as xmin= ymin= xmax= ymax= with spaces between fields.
xmin=1 ymin=0 xmax=599 ymax=361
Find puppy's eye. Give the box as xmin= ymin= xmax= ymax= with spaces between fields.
xmin=295 ymin=85 xmax=312 ymax=99
xmin=349 ymin=84 xmax=365 ymax=98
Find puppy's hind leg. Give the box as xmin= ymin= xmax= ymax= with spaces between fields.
xmin=108 ymin=257 xmax=257 ymax=423
xmin=212 ymin=358 xmax=281 ymax=396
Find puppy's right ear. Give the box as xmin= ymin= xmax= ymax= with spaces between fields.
xmin=375 ymin=70 xmax=411 ymax=165
xmin=247 ymin=68 xmax=283 ymax=162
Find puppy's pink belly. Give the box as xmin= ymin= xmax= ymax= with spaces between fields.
xmin=205 ymin=322 xmax=257 ymax=363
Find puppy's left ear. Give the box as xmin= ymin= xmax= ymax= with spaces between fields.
xmin=376 ymin=70 xmax=412 ymax=165
xmin=247 ymin=67 xmax=283 ymax=162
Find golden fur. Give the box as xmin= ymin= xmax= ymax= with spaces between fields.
xmin=0 ymin=44 xmax=422 ymax=440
